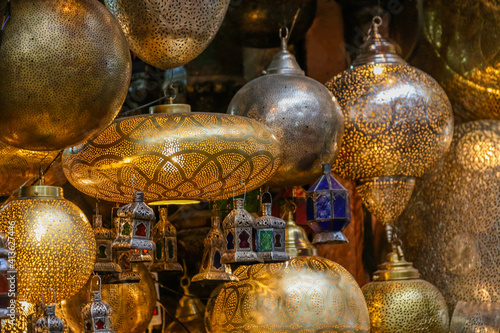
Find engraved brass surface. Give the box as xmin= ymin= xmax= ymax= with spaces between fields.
xmin=105 ymin=0 xmax=230 ymax=70
xmin=0 ymin=0 xmax=132 ymax=151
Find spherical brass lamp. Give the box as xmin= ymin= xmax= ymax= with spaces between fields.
xmin=0 ymin=0 xmax=132 ymax=151
xmin=396 ymin=120 xmax=500 ymax=311
xmin=228 ymin=31 xmax=344 ymax=187
xmin=104 ymin=0 xmax=230 ymax=69
xmin=325 ymin=16 xmax=453 ymax=228
xmin=0 ymin=180 xmax=96 ymax=304
xmin=209 ymin=256 xmax=371 ymax=332
xmin=60 ymin=263 xmax=156 ymax=333
xmin=362 ymin=226 xmax=449 ymax=333
xmin=62 ymin=104 xmax=281 ymax=204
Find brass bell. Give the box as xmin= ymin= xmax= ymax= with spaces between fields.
xmin=35 ymin=288 xmax=65 ymax=333
xmin=92 ymin=207 xmax=121 ymax=276
xmin=165 ymin=267 xmax=206 ymax=332
xmin=112 ymin=191 xmax=155 ymax=266
xmin=362 ymin=225 xmax=449 ymax=332
xmin=221 ymin=185 xmax=263 ymax=264
xmin=82 ymin=276 xmax=115 ymax=333
xmin=150 ymin=207 xmax=183 ymax=272
xmin=285 ymin=205 xmax=317 ymax=258
xmin=255 ymin=193 xmax=289 ymax=262
xmin=192 ymin=216 xmax=238 ymax=282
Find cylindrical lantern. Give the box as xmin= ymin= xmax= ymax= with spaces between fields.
xmin=396 ymin=120 xmax=500 ymax=311
xmin=210 ymin=257 xmax=370 ymax=332
xmin=0 ymin=181 xmax=96 ymax=304
xmin=62 ymin=105 xmax=281 ymax=204
xmin=104 ymin=0 xmax=230 ymax=69
xmin=0 ymin=0 xmax=131 ymax=151
xmin=228 ymin=31 xmax=344 ymax=187
xmin=151 ymin=207 xmax=183 ymax=272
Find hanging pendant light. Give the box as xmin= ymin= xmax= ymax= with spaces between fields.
xmin=221 ymin=185 xmax=263 ymax=264
xmin=192 ymin=215 xmax=238 ymax=282
xmin=284 ymin=205 xmax=317 ymax=258
xmin=150 ymin=207 xmax=183 ymax=272
xmin=35 ymin=288 xmax=65 ymax=333
xmin=0 ymin=174 xmax=96 ymax=304
xmin=228 ymin=28 xmax=344 ymax=187
xmin=82 ymin=276 xmax=115 ymax=333
xmin=104 ymin=0 xmax=230 ymax=70
xmin=254 ymin=193 xmax=289 ymax=262
xmin=325 ymin=16 xmax=453 ymax=229
xmin=362 ymin=226 xmax=449 ymax=333
xmin=112 ymin=192 xmax=155 ymax=266
xmin=306 ymin=163 xmax=351 ymax=244
xmin=62 ymin=94 xmax=281 ymax=204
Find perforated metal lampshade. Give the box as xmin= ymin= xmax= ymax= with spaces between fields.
xmin=62 ymin=105 xmax=281 ymax=204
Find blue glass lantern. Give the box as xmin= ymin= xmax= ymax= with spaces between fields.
xmin=306 ymin=163 xmax=351 ymax=244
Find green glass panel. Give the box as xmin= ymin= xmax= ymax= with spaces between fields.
xmin=259 ymin=230 xmax=273 ymax=252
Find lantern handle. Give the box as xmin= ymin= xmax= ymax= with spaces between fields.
xmin=164 ymin=83 xmax=177 ymax=105
xmin=279 ymin=27 xmax=289 ymax=51
xmin=366 ymin=16 xmax=383 ymax=40
xmin=41 ymin=287 xmax=57 ymax=307
xmin=131 ymin=173 xmax=143 ymax=196
xmin=90 ymin=275 xmax=102 ymax=294
xmin=320 ymin=150 xmax=331 ymax=165
xmin=261 ymin=191 xmax=272 ymax=205
xmin=232 ymin=182 xmax=247 ymax=203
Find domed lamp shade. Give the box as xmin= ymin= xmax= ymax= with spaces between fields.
xmin=0 ymin=143 xmax=64 ymax=197
xmin=362 ymin=226 xmax=449 ymax=333
xmin=104 ymin=0 xmax=230 ymax=70
xmin=209 ymin=257 xmax=371 ymax=332
xmin=0 ymin=181 xmax=96 ymax=304
xmin=60 ymin=263 xmax=156 ymax=333
xmin=228 ymin=30 xmax=344 ymax=187
xmin=62 ymin=104 xmax=282 ymax=204
xmin=325 ymin=16 xmax=453 ymax=227
xmin=0 ymin=0 xmax=132 ymax=151
xmin=396 ymin=120 xmax=500 ymax=311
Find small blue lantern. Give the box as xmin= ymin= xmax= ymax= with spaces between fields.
xmin=306 ymin=163 xmax=351 ymax=244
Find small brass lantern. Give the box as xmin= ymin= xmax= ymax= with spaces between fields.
xmin=112 ymin=191 xmax=155 ymax=266
xmin=362 ymin=226 xmax=449 ymax=333
xmin=35 ymin=288 xmax=65 ymax=333
xmin=93 ymin=210 xmax=121 ymax=275
xmin=150 ymin=207 xmax=182 ymax=272
xmin=285 ymin=208 xmax=317 ymax=258
xmin=192 ymin=216 xmax=238 ymax=282
xmin=221 ymin=194 xmax=263 ymax=264
xmin=82 ymin=276 xmax=115 ymax=333
xmin=255 ymin=194 xmax=290 ymax=262
xmin=306 ymin=163 xmax=351 ymax=244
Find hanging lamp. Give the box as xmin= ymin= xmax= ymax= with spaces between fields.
xmin=0 ymin=173 xmax=96 ymax=304
xmin=227 ymin=28 xmax=344 ymax=187
xmin=62 ymin=91 xmax=281 ymax=205
xmin=82 ymin=276 xmax=115 ymax=333
xmin=35 ymin=288 xmax=65 ymax=333
xmin=150 ymin=207 xmax=183 ymax=272
xmin=325 ymin=16 xmax=453 ymax=229
xmin=284 ymin=204 xmax=317 ymax=258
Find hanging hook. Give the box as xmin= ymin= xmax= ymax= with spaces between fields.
xmin=232 ymin=182 xmax=247 ymax=203
xmin=163 ymin=83 xmax=177 ymax=105
xmin=131 ymin=173 xmax=142 ymax=195
xmin=42 ymin=287 xmax=57 ymax=308
xmin=90 ymin=275 xmax=102 ymax=294
xmin=261 ymin=191 xmax=272 ymax=205
xmin=279 ymin=26 xmax=289 ymax=51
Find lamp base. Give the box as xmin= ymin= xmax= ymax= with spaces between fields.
xmin=312 ymin=231 xmax=348 ymax=245
xmin=221 ymin=251 xmax=264 ymax=264
xmin=258 ymin=251 xmax=290 ymax=262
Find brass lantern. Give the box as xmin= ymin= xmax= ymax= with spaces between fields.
xmin=227 ymin=29 xmax=344 ymax=187
xmin=35 ymin=288 xmax=65 ymax=333
xmin=285 ymin=209 xmax=317 ymax=258
xmin=0 ymin=232 xmax=16 ymax=319
xmin=221 ymin=197 xmax=263 ymax=264
xmin=0 ymin=0 xmax=131 ymax=151
xmin=82 ymin=276 xmax=115 ymax=333
xmin=150 ymin=207 xmax=182 ymax=272
xmin=0 ymin=178 xmax=96 ymax=304
xmin=362 ymin=227 xmax=449 ymax=333
xmin=104 ymin=0 xmax=230 ymax=70
xmin=93 ymin=211 xmax=122 ymax=276
xmin=62 ymin=104 xmax=281 ymax=204
xmin=255 ymin=198 xmax=290 ymax=262
xmin=210 ymin=257 xmax=370 ymax=332
xmin=112 ymin=192 xmax=155 ymax=266
xmin=192 ymin=216 xmax=238 ymax=282
xmin=306 ymin=163 xmax=351 ymax=244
